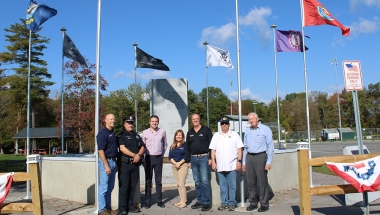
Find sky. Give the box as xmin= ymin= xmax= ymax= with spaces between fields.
xmin=1 ymin=0 xmax=379 ymax=104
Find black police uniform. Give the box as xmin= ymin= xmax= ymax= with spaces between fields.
xmin=117 ymin=129 xmax=145 ymax=213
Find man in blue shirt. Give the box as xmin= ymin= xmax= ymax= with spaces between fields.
xmin=97 ymin=114 xmax=118 ymax=215
xmin=242 ymin=113 xmax=274 ymax=212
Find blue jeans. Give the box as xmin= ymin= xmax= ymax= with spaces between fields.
xmin=217 ymin=170 xmax=237 ymax=206
xmin=98 ymin=159 xmax=117 ymax=212
xmin=191 ymin=155 xmax=211 ymax=205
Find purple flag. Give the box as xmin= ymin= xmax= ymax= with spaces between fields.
xmin=276 ymin=30 xmax=308 ymax=52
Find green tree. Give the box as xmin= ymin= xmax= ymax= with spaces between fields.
xmin=198 ymin=87 xmax=229 ymax=131
xmin=0 ymin=19 xmax=54 ymax=151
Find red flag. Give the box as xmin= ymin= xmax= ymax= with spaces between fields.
xmin=303 ymin=0 xmax=350 ymax=36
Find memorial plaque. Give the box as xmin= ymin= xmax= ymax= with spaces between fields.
xmin=150 ymin=79 xmax=188 ymax=155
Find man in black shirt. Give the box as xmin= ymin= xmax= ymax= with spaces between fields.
xmin=185 ymin=113 xmax=213 ymax=211
xmin=117 ymin=116 xmax=145 ymax=215
xmin=97 ymin=114 xmax=118 ymax=215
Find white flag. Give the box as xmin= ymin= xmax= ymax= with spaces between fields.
xmin=206 ymin=45 xmax=234 ymax=68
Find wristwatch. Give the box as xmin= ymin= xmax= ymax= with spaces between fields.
xmin=238 ymin=160 xmax=242 ymax=163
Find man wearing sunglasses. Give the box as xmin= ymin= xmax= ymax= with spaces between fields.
xmin=117 ymin=116 xmax=146 ymax=215
xmin=209 ymin=117 xmax=243 ymax=212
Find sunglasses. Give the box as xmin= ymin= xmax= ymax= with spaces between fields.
xmin=125 ymin=121 xmax=134 ymax=125
xmin=220 ymin=122 xmax=229 ymax=125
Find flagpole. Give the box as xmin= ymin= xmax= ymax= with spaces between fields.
xmin=235 ymin=0 xmax=246 ymax=208
xmin=60 ymin=27 xmax=66 ymax=155
xmin=23 ymin=30 xmax=32 ymax=200
xmin=133 ymin=43 xmax=138 ymax=132
xmin=271 ymin=24 xmax=282 ymax=149
xmin=94 ymin=0 xmax=102 ymax=213
xmin=203 ymin=41 xmax=209 ymax=127
xmin=331 ymin=58 xmax=343 ymax=141
xmin=299 ymin=0 xmax=313 ymax=186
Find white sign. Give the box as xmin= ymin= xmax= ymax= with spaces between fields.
xmin=342 ymin=60 xmax=363 ymax=91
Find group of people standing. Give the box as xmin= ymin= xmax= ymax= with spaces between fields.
xmin=97 ymin=112 xmax=274 ymax=215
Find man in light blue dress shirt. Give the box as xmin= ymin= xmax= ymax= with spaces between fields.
xmin=242 ymin=112 xmax=274 ymax=212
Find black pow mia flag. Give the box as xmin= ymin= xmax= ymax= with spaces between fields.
xmin=63 ymin=32 xmax=87 ymax=68
xmin=136 ymin=47 xmax=169 ymax=71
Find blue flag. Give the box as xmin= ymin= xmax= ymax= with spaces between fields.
xmin=26 ymin=0 xmax=57 ymax=32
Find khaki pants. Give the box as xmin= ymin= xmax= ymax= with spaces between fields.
xmin=172 ymin=164 xmax=189 ymax=203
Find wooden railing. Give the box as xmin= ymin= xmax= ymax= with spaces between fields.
xmin=298 ymin=149 xmax=380 ymax=215
xmin=0 ymin=162 xmax=43 ymax=215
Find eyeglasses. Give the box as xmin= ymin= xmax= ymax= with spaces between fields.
xmin=220 ymin=122 xmax=229 ymax=125
xmin=125 ymin=121 xmax=134 ymax=125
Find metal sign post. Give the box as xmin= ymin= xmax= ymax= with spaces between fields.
xmin=342 ymin=60 xmax=368 ymax=215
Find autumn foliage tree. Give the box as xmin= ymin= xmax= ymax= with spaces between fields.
xmin=56 ymin=61 xmax=108 ymax=153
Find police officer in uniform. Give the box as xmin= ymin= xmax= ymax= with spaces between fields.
xmin=117 ymin=116 xmax=145 ymax=215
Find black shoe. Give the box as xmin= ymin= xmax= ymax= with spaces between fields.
xmin=157 ymin=202 xmax=165 ymax=208
xmin=191 ymin=202 xmax=203 ymax=209
xmin=129 ymin=207 xmax=140 ymax=213
xmin=246 ymin=204 xmax=258 ymax=211
xmin=218 ymin=204 xmax=228 ymax=211
xmin=201 ymin=204 xmax=211 ymax=211
xmin=228 ymin=205 xmax=235 ymax=211
xmin=116 ymin=212 xmax=127 ymax=215
xmin=258 ymin=206 xmax=269 ymax=212
xmin=144 ymin=202 xmax=151 ymax=209
xmin=269 ymin=192 xmax=275 ymax=201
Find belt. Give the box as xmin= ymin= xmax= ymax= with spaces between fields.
xmin=192 ymin=153 xmax=208 ymax=157
xmin=149 ymin=154 xmax=162 ymax=158
xmin=247 ymin=151 xmax=266 ymax=156
xmin=107 ymin=157 xmax=117 ymax=161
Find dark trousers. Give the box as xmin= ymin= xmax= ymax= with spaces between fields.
xmin=245 ymin=153 xmax=269 ymax=207
xmin=118 ymin=162 xmax=139 ymax=212
xmin=144 ymin=155 xmax=163 ymax=203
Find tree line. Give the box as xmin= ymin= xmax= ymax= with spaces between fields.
xmin=1 ymin=20 xmax=379 ymax=153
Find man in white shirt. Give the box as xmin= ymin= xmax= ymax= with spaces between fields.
xmin=209 ymin=117 xmax=243 ymax=211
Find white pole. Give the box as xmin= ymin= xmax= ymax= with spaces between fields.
xmin=299 ymin=0 xmax=313 ymax=186
xmin=271 ymin=24 xmax=281 ymax=149
xmin=235 ymin=0 xmax=245 ymax=207
xmin=94 ymin=0 xmax=102 ymax=213
xmin=133 ymin=43 xmax=138 ymax=132
xmin=60 ymin=28 xmax=66 ymax=155
xmin=331 ymin=58 xmax=343 ymax=140
xmin=23 ymin=30 xmax=32 ymax=200
xmin=230 ymin=80 xmax=233 ymax=115
xmin=203 ymin=41 xmax=209 ymax=127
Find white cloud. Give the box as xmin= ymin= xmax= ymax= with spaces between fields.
xmin=349 ymin=17 xmax=379 ymax=35
xmin=113 ymin=70 xmax=170 ymax=80
xmin=230 ymin=87 xmax=270 ymax=104
xmin=350 ymin=0 xmax=380 ymax=11
xmin=199 ymin=22 xmax=236 ymax=47
xmin=239 ymin=7 xmax=272 ymax=44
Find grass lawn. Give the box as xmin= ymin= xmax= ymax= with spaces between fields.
xmin=0 ymin=154 xmax=28 ymax=173
xmin=312 ymin=165 xmax=336 ymax=176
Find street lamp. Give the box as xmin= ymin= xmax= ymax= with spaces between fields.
xmin=331 ymin=58 xmax=343 ymax=140
xmin=252 ymin=101 xmax=258 ymax=113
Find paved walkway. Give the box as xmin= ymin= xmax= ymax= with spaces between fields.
xmin=3 ymin=173 xmax=380 ymax=215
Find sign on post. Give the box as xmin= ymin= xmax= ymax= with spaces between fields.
xmin=342 ymin=60 xmax=363 ymax=91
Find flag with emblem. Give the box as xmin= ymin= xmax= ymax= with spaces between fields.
xmin=302 ymin=0 xmax=350 ymax=36
xmin=63 ymin=32 xmax=88 ymax=68
xmin=26 ymin=0 xmax=57 ymax=32
xmin=0 ymin=172 xmax=14 ymax=204
xmin=206 ymin=45 xmax=234 ymax=69
xmin=276 ymin=30 xmax=309 ymax=52
xmin=136 ymin=47 xmax=170 ymax=71
xmin=326 ymin=156 xmax=380 ymax=192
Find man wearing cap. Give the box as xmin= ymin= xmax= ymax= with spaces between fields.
xmin=185 ymin=113 xmax=213 ymax=211
xmin=209 ymin=117 xmax=243 ymax=211
xmin=141 ymin=115 xmax=167 ymax=209
xmin=117 ymin=116 xmax=146 ymax=215
xmin=97 ymin=114 xmax=118 ymax=215
xmin=242 ymin=112 xmax=274 ymax=212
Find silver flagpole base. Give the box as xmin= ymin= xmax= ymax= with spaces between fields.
xmin=89 ymin=209 xmax=98 ymax=214
xmin=21 ymin=195 xmax=31 ymax=200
